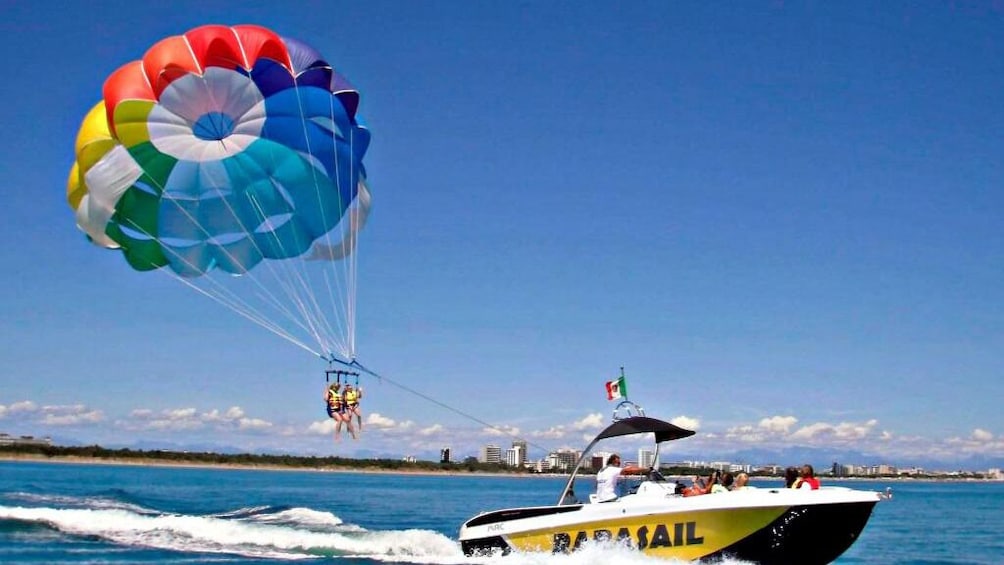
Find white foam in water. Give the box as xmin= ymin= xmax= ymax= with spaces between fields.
xmin=4 ymin=492 xmax=157 ymax=515
xmin=249 ymin=507 xmax=366 ymax=532
xmin=0 ymin=504 xmax=755 ymax=564
xmin=366 ymin=538 xmax=755 ymax=565
xmin=0 ymin=504 xmax=457 ymax=560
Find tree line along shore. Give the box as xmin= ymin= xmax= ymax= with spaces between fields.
xmin=1 ymin=444 xmax=995 ymax=481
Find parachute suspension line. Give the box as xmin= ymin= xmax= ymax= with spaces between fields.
xmin=346 ymin=119 xmax=360 ymax=361
xmin=241 ymin=191 xmax=336 ymax=353
xmin=313 ymin=89 xmax=350 ymax=361
xmin=300 ymin=79 xmax=356 ymax=361
xmin=118 ymin=72 xmax=337 ymax=358
xmin=238 ymin=76 xmax=344 ymax=358
xmin=346 ymin=360 xmax=552 ymax=455
xmin=150 ymin=161 xmax=333 ymax=355
xmin=299 ymin=80 xmax=353 ymax=359
xmin=165 ymin=269 xmax=321 ymax=357
xmin=185 ymin=71 xmax=350 ymax=360
xmin=240 ymin=72 xmax=356 ymax=361
xmin=109 ymin=144 xmax=329 ymax=357
xmin=116 ymin=212 xmax=323 ymax=357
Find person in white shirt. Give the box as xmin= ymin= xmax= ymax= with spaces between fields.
xmin=595 ymin=454 xmax=647 ymax=501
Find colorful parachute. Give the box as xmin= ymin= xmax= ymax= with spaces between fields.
xmin=67 ymin=25 xmax=372 ymax=361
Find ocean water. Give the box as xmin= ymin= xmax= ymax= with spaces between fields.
xmin=0 ymin=461 xmax=1000 ymax=564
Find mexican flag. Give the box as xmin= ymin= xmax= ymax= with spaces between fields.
xmin=606 ymin=376 xmax=627 ymax=400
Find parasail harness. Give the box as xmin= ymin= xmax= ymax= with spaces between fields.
xmin=325 ymin=368 xmax=360 ymax=388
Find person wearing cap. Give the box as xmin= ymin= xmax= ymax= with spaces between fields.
xmin=595 ymin=454 xmax=647 ymax=502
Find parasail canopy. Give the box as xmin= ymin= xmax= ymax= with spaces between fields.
xmin=67 ymin=24 xmax=372 ymax=362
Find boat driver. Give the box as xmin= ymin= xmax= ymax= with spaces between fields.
xmin=595 ymin=454 xmax=647 ymax=502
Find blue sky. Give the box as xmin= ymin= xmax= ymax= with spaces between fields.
xmin=1 ymin=1 xmax=1002 ymax=468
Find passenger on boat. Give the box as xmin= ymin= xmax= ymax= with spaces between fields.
xmin=733 ymin=472 xmax=750 ymax=490
xmin=796 ymin=464 xmax=821 ymax=489
xmin=711 ymin=472 xmax=734 ymax=493
xmin=784 ymin=466 xmax=800 ymax=488
xmin=595 ymin=454 xmax=647 ymax=501
xmin=684 ymin=470 xmax=718 ymax=496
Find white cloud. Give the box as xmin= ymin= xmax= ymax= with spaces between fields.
xmin=789 ymin=419 xmax=878 ymax=443
xmin=165 ymin=408 xmax=198 ymax=420
xmin=0 ymin=406 xmax=6 ymax=419
xmin=119 ymin=406 xmax=273 ymax=433
xmin=419 ymin=424 xmax=444 ymax=437
xmin=530 ymin=426 xmax=567 ymax=440
xmin=759 ymin=415 xmax=797 ymax=434
xmin=202 ymin=407 xmax=246 ymax=423
xmin=237 ymin=418 xmax=272 ymax=431
xmin=725 ymin=424 xmax=763 ymax=443
xmin=482 ymin=425 xmax=520 ymax=437
xmin=307 ymin=420 xmax=335 ymax=434
xmin=38 ymin=404 xmax=105 ymax=426
xmin=671 ymin=415 xmax=700 ymax=431
xmin=363 ymin=413 xmax=415 ymax=432
xmin=9 ymin=401 xmax=37 ymax=414
xmin=572 ymin=413 xmax=605 ymax=431
xmin=972 ymin=429 xmax=994 ymax=442
xmin=365 ymin=413 xmax=398 ymax=429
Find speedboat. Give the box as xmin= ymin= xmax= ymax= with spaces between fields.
xmin=459 ymin=414 xmax=887 ymax=564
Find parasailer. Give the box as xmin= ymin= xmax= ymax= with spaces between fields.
xmin=67 ymin=24 xmax=371 ymax=358
xmin=344 ymin=381 xmax=363 ymax=432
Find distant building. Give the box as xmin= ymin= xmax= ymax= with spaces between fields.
xmin=479 ymin=444 xmax=501 ymax=464
xmin=591 ymin=452 xmax=609 ymax=471
xmin=0 ymin=433 xmax=52 ymax=447
xmin=638 ymin=448 xmax=655 ymax=469
xmin=440 ymin=447 xmax=451 ymax=464
xmin=506 ymin=445 xmax=524 ymax=467
xmin=988 ymin=468 xmax=1002 ymax=480
xmin=402 ymin=455 xmax=417 ymax=463
xmin=512 ymin=439 xmax=528 ymax=465
xmin=546 ymin=448 xmax=580 ymax=472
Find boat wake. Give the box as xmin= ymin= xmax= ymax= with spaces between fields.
xmin=0 ymin=496 xmax=753 ymax=564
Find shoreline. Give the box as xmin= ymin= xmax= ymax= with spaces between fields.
xmin=0 ymin=453 xmax=547 ymax=478
xmin=1 ymin=454 xmax=1000 ymax=482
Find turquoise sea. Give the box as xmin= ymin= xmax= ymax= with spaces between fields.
xmin=0 ymin=460 xmax=1001 ymax=564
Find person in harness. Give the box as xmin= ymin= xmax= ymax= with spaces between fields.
xmin=343 ymin=382 xmax=363 ymax=433
xmin=325 ymin=382 xmax=357 ymax=441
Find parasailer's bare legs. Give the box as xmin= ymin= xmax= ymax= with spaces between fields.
xmin=333 ymin=412 xmax=356 ymax=441
xmin=351 ymin=405 xmax=363 ymax=433
xmin=344 ymin=412 xmax=357 ymax=440
xmin=351 ymin=387 xmax=363 ymax=433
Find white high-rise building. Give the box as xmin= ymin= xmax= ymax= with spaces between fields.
xmin=512 ymin=439 xmax=529 ymax=465
xmin=506 ymin=445 xmax=524 ymax=467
